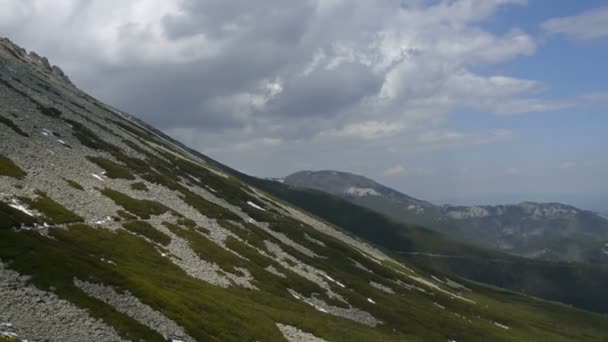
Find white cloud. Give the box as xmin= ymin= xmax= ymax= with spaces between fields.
xmin=320 ymin=121 xmax=403 ymax=140
xmin=383 ymin=165 xmax=428 ymax=177
xmin=542 ymin=7 xmax=608 ymax=40
xmin=383 ymin=165 xmax=405 ymax=176
xmin=3 ymin=0 xmax=606 ymax=193
xmin=416 ymin=129 xmax=513 ymax=145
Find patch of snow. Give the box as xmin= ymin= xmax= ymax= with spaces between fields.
xmin=434 ymin=302 xmax=445 ymax=310
xmin=8 ymin=200 xmax=35 ymax=217
xmin=315 ymin=306 xmax=329 ymax=313
xmin=345 ymin=187 xmax=380 ymax=197
xmin=247 ymin=201 xmax=266 ymax=211
xmin=57 ymin=139 xmax=66 ymax=144
xmin=188 ymin=175 xmax=201 ymax=183
xmin=321 ymin=273 xmax=345 ymax=288
xmin=431 ymin=275 xmax=444 ymax=284
xmin=369 ymin=281 xmax=395 ymax=294
xmin=91 ymin=173 xmax=104 ymax=181
xmin=323 ymin=274 xmax=335 ymax=282
xmin=93 ymin=216 xmax=113 ymax=225
xmin=494 ymin=322 xmax=510 ymax=330
xmin=350 ymin=258 xmax=373 ymax=273
xmin=367 ymin=298 xmax=376 ymax=304
xmin=100 ymin=258 xmax=116 ymax=265
xmin=407 ymin=205 xmax=425 ymax=214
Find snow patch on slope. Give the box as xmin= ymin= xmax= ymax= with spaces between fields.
xmin=345 ymin=187 xmax=380 ymax=197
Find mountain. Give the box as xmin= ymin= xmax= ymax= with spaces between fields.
xmin=244 ymin=175 xmax=608 ymax=314
xmin=285 ymin=170 xmax=432 ymax=208
xmin=284 ymin=170 xmax=608 ymax=264
xmin=1 ymin=37 xmax=608 ymax=341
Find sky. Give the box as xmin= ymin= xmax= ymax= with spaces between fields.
xmin=1 ymin=0 xmax=607 ymax=210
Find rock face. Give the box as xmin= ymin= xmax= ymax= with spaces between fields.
xmin=284 ymin=170 xmax=608 ymax=263
xmin=0 ymin=37 xmax=71 ymax=84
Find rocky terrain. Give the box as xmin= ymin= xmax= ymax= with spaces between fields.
xmin=1 ymin=37 xmax=608 ymax=341
xmin=284 ymin=170 xmax=608 ymax=263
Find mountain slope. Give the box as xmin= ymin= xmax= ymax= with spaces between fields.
xmin=243 ymin=177 xmax=608 ymax=314
xmin=284 ymin=170 xmax=608 ymax=264
xmin=1 ymin=37 xmax=608 ymax=341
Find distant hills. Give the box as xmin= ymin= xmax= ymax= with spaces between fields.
xmin=283 ymin=170 xmax=608 ymax=264
xmin=3 ymin=35 xmax=608 ymax=341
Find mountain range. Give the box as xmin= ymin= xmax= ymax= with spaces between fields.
xmin=283 ymin=170 xmax=608 ymax=264
xmin=1 ymin=36 xmax=608 ymax=341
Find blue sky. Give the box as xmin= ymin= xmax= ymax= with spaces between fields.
xmin=1 ymin=0 xmax=607 ymax=210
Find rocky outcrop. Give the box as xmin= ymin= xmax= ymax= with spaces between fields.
xmin=0 ymin=37 xmax=71 ymax=84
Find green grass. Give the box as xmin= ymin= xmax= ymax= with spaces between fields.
xmin=130 ymin=182 xmax=149 ymax=191
xmin=123 ymin=221 xmax=171 ymax=246
xmin=19 ymin=191 xmax=83 ymax=225
xmin=0 ymin=114 xmax=28 ymax=137
xmin=180 ymin=189 xmax=240 ymax=220
xmin=116 ymin=210 xmax=137 ymax=221
xmin=100 ymin=188 xmax=170 ymax=219
xmin=0 ymin=225 xmax=417 ymax=341
xmin=0 ymin=154 xmax=26 ymax=179
xmin=177 ymin=217 xmax=196 ymax=228
xmin=2 ymin=219 xmax=608 ymax=341
xmin=86 ymin=156 xmax=135 ymax=180
xmin=64 ymin=178 xmax=84 ymax=191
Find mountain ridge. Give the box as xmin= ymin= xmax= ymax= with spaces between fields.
xmin=1 ymin=36 xmax=608 ymax=341
xmin=283 ymin=170 xmax=608 ymax=264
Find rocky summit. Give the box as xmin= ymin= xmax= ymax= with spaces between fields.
xmin=1 ymin=37 xmax=608 ymax=341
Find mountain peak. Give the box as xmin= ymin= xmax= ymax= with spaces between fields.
xmin=284 ymin=169 xmax=433 ymax=206
xmin=0 ymin=36 xmax=71 ymax=84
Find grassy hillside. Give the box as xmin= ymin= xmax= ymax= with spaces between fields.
xmin=243 ymin=177 xmax=608 ymax=314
